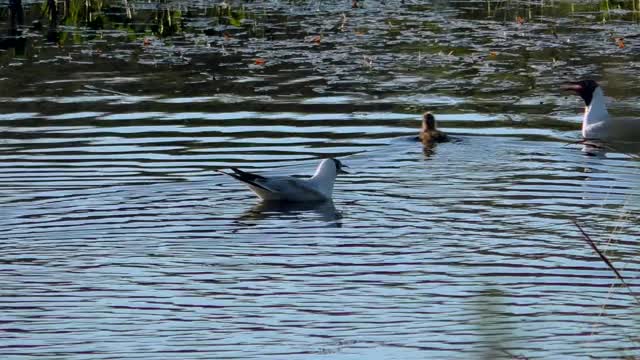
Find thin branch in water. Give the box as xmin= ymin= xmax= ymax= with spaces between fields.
xmin=83 ymin=85 xmax=130 ymax=97
xmin=563 ymin=138 xmax=598 ymax=148
xmin=573 ymin=220 xmax=640 ymax=306
xmin=501 ymin=349 xmax=529 ymax=359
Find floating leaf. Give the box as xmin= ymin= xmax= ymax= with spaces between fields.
xmin=363 ymin=55 xmax=373 ymax=69
xmin=255 ymin=58 xmax=266 ymax=65
xmin=307 ymin=35 xmax=321 ymax=44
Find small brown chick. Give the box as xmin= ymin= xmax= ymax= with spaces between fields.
xmin=419 ymin=112 xmax=448 ymax=145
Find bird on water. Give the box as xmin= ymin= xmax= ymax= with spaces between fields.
xmin=217 ymin=158 xmax=348 ymax=202
xmin=563 ymin=79 xmax=640 ymax=142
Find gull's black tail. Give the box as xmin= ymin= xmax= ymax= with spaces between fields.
xmin=216 ymin=168 xmax=271 ymax=192
xmin=230 ymin=168 xmax=266 ymax=182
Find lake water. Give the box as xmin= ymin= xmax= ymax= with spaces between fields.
xmin=2 ymin=0 xmax=640 ymax=358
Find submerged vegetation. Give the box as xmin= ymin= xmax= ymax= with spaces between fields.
xmin=3 ymin=0 xmax=640 ymax=103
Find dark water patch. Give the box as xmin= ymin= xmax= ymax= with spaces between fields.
xmin=3 ymin=0 xmax=640 ymax=359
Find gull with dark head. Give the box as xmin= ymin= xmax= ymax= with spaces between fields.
xmin=217 ymin=158 xmax=348 ymax=202
xmin=563 ymin=79 xmax=640 ymax=142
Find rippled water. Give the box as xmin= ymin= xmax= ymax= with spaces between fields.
xmin=2 ymin=0 xmax=640 ymax=359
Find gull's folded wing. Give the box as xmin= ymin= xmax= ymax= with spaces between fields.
xmin=218 ymin=168 xmax=275 ymax=193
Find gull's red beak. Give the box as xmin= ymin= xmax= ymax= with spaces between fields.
xmin=562 ymin=82 xmax=583 ymax=93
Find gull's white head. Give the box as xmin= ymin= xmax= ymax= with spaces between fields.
xmin=315 ymin=158 xmax=348 ymax=178
xmin=309 ymin=158 xmax=348 ymax=197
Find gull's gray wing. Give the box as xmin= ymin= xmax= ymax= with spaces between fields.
xmin=219 ymin=169 xmax=326 ymax=201
xmin=260 ymin=177 xmax=327 ymax=201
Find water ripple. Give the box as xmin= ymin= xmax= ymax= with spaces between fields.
xmin=3 ymin=0 xmax=640 ymax=359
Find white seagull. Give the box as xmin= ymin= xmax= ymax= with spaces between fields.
xmin=564 ymin=79 xmax=640 ymax=142
xmin=217 ymin=158 xmax=348 ymax=202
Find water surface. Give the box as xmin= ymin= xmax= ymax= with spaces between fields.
xmin=2 ymin=0 xmax=640 ymax=359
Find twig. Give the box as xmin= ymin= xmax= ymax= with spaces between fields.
xmin=563 ymin=138 xmax=601 ymax=148
xmin=83 ymin=85 xmax=130 ymax=97
xmin=501 ymin=349 xmax=529 ymax=359
xmin=573 ymin=220 xmax=640 ymax=306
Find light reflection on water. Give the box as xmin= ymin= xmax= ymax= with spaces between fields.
xmin=2 ymin=0 xmax=640 ymax=358
xmin=2 ymin=111 xmax=640 ymax=359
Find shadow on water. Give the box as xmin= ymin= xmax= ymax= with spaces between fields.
xmin=611 ymin=141 xmax=640 ymax=157
xmin=578 ymin=140 xmax=640 ymax=159
xmin=239 ymin=199 xmax=343 ymax=226
xmin=1 ymin=0 xmax=25 ymax=51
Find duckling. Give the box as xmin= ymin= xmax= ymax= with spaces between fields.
xmin=419 ymin=112 xmax=448 ymax=145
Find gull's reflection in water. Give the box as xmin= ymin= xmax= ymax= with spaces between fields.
xmin=580 ymin=140 xmax=640 ymax=159
xmin=422 ymin=141 xmax=439 ymax=158
xmin=239 ymin=200 xmax=343 ymax=227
